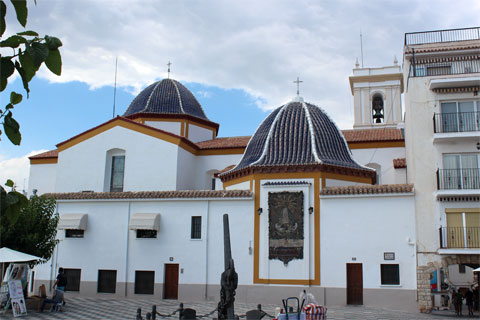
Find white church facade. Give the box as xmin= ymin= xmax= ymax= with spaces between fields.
xmin=27 ymin=64 xmax=420 ymax=311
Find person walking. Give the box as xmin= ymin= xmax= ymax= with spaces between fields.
xmin=53 ymin=267 xmax=67 ymax=305
xmin=465 ymin=288 xmax=474 ymax=317
xmin=454 ymin=290 xmax=463 ymax=316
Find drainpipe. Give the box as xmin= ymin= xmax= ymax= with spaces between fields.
xmin=204 ymin=200 xmax=210 ymax=300
xmin=125 ymin=201 xmax=131 ymax=297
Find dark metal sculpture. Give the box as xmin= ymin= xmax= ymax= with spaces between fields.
xmin=218 ymin=214 xmax=238 ymax=320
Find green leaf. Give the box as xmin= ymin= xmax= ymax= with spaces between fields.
xmin=1 ymin=57 xmax=15 ymax=79
xmin=10 ymin=0 xmax=27 ymax=27
xmin=0 ymin=35 xmax=26 ymax=48
xmin=26 ymin=42 xmax=49 ymax=67
xmin=5 ymin=179 xmax=14 ymax=187
xmin=44 ymin=35 xmax=62 ymax=50
xmin=10 ymin=91 xmax=22 ymax=104
xmin=19 ymin=51 xmax=37 ymax=82
xmin=6 ymin=103 xmax=14 ymax=110
xmin=15 ymin=61 xmax=30 ymax=96
xmin=17 ymin=30 xmax=38 ymax=36
xmin=44 ymin=48 xmax=61 ymax=75
xmin=0 ymin=1 xmax=6 ymax=37
xmin=3 ymin=111 xmax=21 ymax=145
xmin=0 ymin=77 xmax=6 ymax=92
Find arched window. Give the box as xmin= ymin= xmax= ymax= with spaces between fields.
xmin=372 ymin=94 xmax=384 ymax=124
xmin=104 ymin=148 xmax=126 ymax=192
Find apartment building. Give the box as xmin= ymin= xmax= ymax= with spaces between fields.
xmin=403 ymin=27 xmax=480 ymax=312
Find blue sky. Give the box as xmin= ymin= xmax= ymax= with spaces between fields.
xmin=1 ymin=0 xmax=479 ymax=190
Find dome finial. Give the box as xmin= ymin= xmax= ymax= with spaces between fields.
xmin=355 ymin=57 xmax=360 ymax=68
xmin=393 ymin=55 xmax=398 ymax=65
xmin=293 ymin=76 xmax=303 ymax=97
xmin=167 ymin=61 xmax=172 ymax=79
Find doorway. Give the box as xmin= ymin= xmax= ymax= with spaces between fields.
xmin=346 ymin=263 xmax=363 ymax=305
xmin=163 ymin=264 xmax=179 ymax=299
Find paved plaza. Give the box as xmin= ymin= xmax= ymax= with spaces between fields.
xmin=1 ymin=297 xmax=479 ymax=320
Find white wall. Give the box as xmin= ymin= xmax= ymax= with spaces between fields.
xmin=351 ymin=147 xmax=406 ymax=185
xmin=320 ymin=193 xmax=416 ymax=289
xmin=195 ymin=154 xmax=243 ymax=190
xmin=28 ymin=163 xmax=57 ymax=195
xmin=176 ymin=148 xmax=198 ymax=190
xmin=188 ymin=124 xmax=213 ymax=143
xmin=145 ymin=121 xmax=181 ymax=136
xmin=55 ymin=126 xmax=179 ymax=192
xmin=34 ymin=197 xmax=254 ymax=295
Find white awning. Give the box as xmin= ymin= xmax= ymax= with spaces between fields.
xmin=129 ymin=213 xmax=160 ymax=231
xmin=58 ymin=214 xmax=88 ymax=230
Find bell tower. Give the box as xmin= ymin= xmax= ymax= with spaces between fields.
xmin=349 ymin=57 xmax=404 ymax=129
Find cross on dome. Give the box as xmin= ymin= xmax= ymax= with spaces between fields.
xmin=293 ymin=77 xmax=303 ymax=97
xmin=167 ymin=61 xmax=172 ymax=79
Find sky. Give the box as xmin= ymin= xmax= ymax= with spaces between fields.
xmin=1 ymin=0 xmax=479 ymax=191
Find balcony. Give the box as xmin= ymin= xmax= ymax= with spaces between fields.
xmin=409 ymin=59 xmax=480 ymax=78
xmin=436 ymin=168 xmax=480 ymax=190
xmin=405 ymin=27 xmax=480 ymax=46
xmin=434 ymin=111 xmax=480 ymax=133
xmin=439 ymin=227 xmax=480 ymax=249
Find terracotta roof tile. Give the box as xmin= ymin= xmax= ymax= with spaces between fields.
xmin=214 ymin=165 xmax=236 ymax=177
xmin=393 ymin=158 xmax=407 ymax=168
xmin=196 ymin=136 xmax=250 ymax=149
xmin=320 ymin=184 xmax=413 ymax=196
xmin=44 ymin=189 xmax=253 ymax=200
xmin=29 ymin=149 xmax=59 ymax=159
xmin=29 ymin=128 xmax=404 ymax=160
xmin=341 ymin=128 xmax=404 ymax=143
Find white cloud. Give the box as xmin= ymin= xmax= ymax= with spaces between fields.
xmin=4 ymin=0 xmax=479 ymax=129
xmin=0 ymin=150 xmax=47 ymax=192
xmin=196 ymin=90 xmax=212 ymax=98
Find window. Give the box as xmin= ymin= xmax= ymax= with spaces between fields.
xmin=211 ymin=178 xmax=216 ymax=190
xmin=372 ymin=94 xmax=384 ymax=124
xmin=135 ymin=271 xmax=154 ymax=294
xmin=442 ymin=153 xmax=480 ymax=189
xmin=65 ymin=229 xmax=84 ymax=238
xmin=426 ymin=65 xmax=451 ymax=76
xmin=440 ymin=100 xmax=479 ymax=133
xmin=380 ymin=264 xmax=400 ymax=285
xmin=136 ymin=230 xmax=157 ymax=238
xmin=459 ymin=264 xmax=466 ymax=274
xmin=110 ymin=155 xmax=125 ymax=192
xmin=64 ymin=268 xmax=81 ymax=292
xmin=191 ymin=216 xmax=202 ymax=239
xmin=97 ymin=270 xmax=117 ymax=293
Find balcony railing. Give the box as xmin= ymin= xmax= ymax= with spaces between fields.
xmin=437 ymin=168 xmax=480 ymax=190
xmin=409 ymin=59 xmax=480 ymax=77
xmin=439 ymin=227 xmax=480 ymax=249
xmin=433 ymin=111 xmax=480 ymax=133
xmin=405 ymin=27 xmax=480 ymax=45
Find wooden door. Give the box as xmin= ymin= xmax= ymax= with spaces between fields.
xmin=346 ymin=263 xmax=363 ymax=305
xmin=163 ymin=264 xmax=179 ymax=299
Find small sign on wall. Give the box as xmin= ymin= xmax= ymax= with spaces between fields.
xmin=384 ymin=252 xmax=395 ymax=260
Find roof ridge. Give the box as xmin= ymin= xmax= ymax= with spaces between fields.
xmin=170 ymin=79 xmax=185 ymax=114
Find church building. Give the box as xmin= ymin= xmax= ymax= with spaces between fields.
xmin=28 ymin=58 xmax=419 ymax=311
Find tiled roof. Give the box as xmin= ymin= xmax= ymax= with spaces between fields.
xmin=29 ymin=149 xmax=59 ymax=159
xmin=44 ymin=190 xmax=253 ymax=200
xmin=227 ymin=101 xmax=369 ymax=174
xmin=393 ymin=158 xmax=407 ymax=168
xmin=29 ymin=128 xmax=404 ymax=160
xmin=214 ymin=165 xmax=236 ymax=177
xmin=124 ymin=79 xmax=209 ymax=120
xmin=405 ymin=44 xmax=480 ymax=54
xmin=342 ymin=128 xmax=404 ymax=143
xmin=320 ymin=184 xmax=414 ymax=196
xmin=197 ymin=136 xmax=250 ymax=149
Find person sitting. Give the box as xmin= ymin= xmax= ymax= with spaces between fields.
xmin=39 ymin=289 xmax=64 ymax=312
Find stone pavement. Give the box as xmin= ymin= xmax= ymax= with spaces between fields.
xmin=1 ymin=297 xmax=478 ymax=319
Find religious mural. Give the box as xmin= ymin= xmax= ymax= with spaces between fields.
xmin=268 ymin=191 xmax=304 ymax=265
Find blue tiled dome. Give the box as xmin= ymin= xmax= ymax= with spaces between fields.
xmin=124 ymin=79 xmax=208 ymax=120
xmin=229 ymin=98 xmax=369 ymax=172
